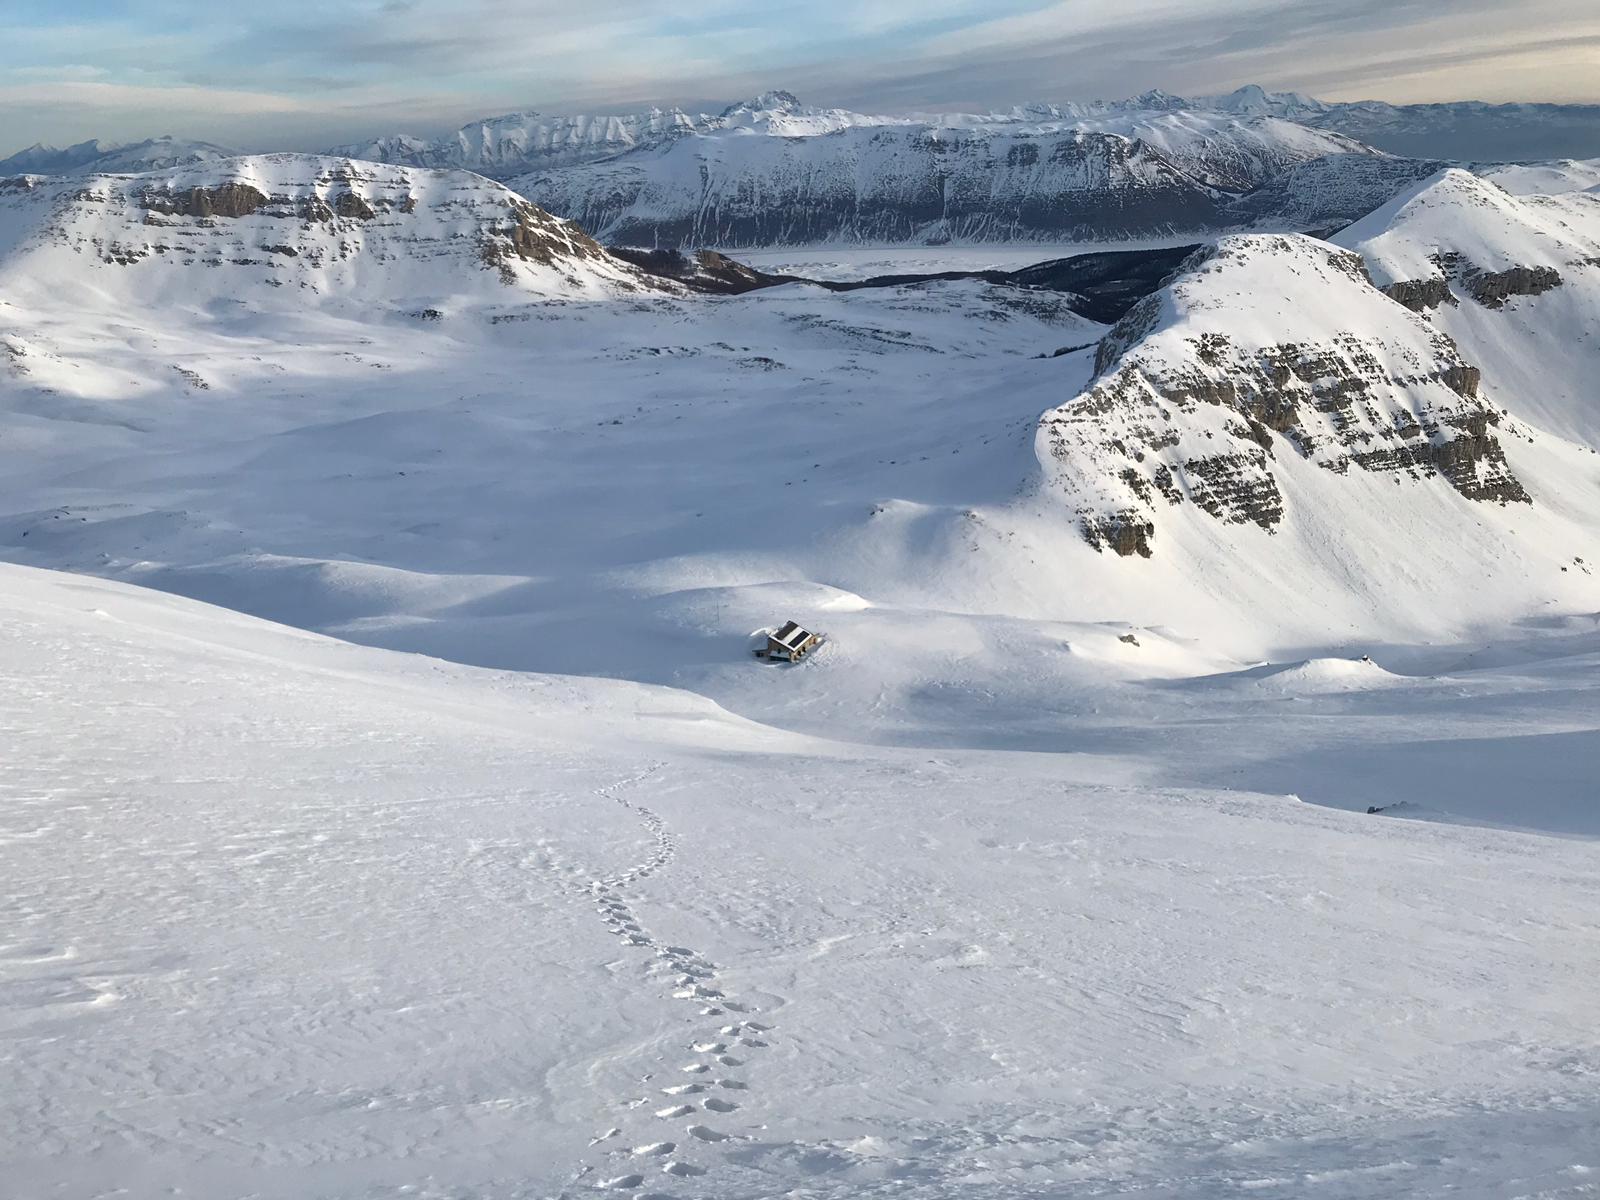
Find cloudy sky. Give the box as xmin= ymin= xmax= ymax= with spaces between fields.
xmin=4 ymin=0 xmax=1598 ymax=151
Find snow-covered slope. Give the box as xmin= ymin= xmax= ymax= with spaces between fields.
xmin=1044 ymin=111 xmax=1378 ymax=192
xmin=1334 ymin=169 xmax=1600 ymax=447
xmin=0 ymin=154 xmax=658 ymax=315
xmin=1225 ymin=152 xmax=1449 ymax=229
xmin=506 ymin=101 xmax=1386 ymax=247
xmin=8 ymin=557 xmax=1600 ymax=1199
xmin=514 ymin=125 xmax=1239 ymax=247
xmin=308 ymin=90 xmax=1387 ymax=248
xmin=4 ymin=137 xmax=1600 ymax=1197
xmin=1038 ymin=233 xmax=1535 ymax=560
xmin=1480 ymin=158 xmax=1600 ymax=196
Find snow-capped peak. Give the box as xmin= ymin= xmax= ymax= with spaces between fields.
xmin=1128 ymin=89 xmax=1189 ymax=111
xmin=720 ymin=89 xmax=803 ymax=117
xmin=1206 ymin=84 xmax=1329 ymax=117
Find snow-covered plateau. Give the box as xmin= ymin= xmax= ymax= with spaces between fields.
xmin=1 ymin=154 xmax=1597 ymax=1199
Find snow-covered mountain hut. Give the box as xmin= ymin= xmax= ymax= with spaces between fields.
xmin=756 ymin=621 xmax=822 ymax=662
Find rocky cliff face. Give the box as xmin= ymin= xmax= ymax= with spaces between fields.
xmin=495 ymin=94 xmax=1389 ymax=248
xmin=1037 ymin=235 xmax=1529 ymax=558
xmin=515 ymin=125 xmax=1234 ymax=247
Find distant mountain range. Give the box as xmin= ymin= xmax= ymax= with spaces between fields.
xmin=316 ymin=86 xmax=1600 ymax=179
xmin=0 ymin=135 xmax=238 ymax=176
xmin=4 ymin=87 xmax=1598 ymax=250
xmin=1210 ymin=86 xmax=1600 ymax=161
xmin=8 ymin=86 xmax=1600 ymax=180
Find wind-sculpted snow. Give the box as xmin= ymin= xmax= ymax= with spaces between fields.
xmin=1039 ymin=234 xmax=1529 ymax=558
xmin=0 ymin=154 xmax=657 ymax=310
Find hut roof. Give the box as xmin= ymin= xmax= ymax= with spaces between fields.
xmin=770 ymin=621 xmax=813 ymax=649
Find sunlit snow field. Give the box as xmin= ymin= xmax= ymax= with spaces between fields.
xmin=2 ymin=202 xmax=1598 ymax=1200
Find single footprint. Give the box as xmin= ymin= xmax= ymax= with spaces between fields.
xmin=716 ymin=1079 xmax=749 ymax=1090
xmin=660 ymin=1083 xmax=704 ymax=1096
xmin=681 ymin=1063 xmax=712 ymax=1074
xmin=716 ymin=1056 xmax=742 ymax=1067
xmin=690 ymin=1042 xmax=727 ymax=1053
xmin=590 ymin=1127 xmax=621 ymax=1145
xmin=662 ymin=1161 xmax=707 ymax=1178
xmin=743 ymin=1022 xmax=771 ymax=1032
xmin=721 ymin=1001 xmax=748 ymax=1013
xmin=703 ymin=1098 xmax=738 ymax=1113
xmin=700 ymin=1006 xmax=724 ymax=1017
xmin=739 ymin=1038 xmax=768 ymax=1048
xmin=599 ymin=1174 xmax=643 ymax=1190
xmin=632 ymin=1142 xmax=675 ymax=1157
xmin=686 ymin=1125 xmax=729 ymax=1143
xmin=656 ymin=1104 xmax=695 ymax=1118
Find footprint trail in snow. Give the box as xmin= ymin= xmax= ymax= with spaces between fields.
xmin=572 ymin=767 xmax=779 ymax=1196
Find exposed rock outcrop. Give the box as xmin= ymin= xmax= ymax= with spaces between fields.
xmin=478 ymin=197 xmax=612 ymax=282
xmin=1037 ymin=235 xmax=1530 ymax=558
xmin=141 ymin=182 xmax=268 ymax=219
xmin=0 ymin=155 xmax=660 ymax=302
xmin=1461 ymin=264 xmax=1563 ymax=308
xmin=1384 ymin=278 xmax=1455 ymax=311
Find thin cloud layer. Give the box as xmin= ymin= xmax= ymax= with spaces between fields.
xmin=2 ymin=0 xmax=1596 ymax=150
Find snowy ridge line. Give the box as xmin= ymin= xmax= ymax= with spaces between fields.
xmin=574 ymin=766 xmax=778 ymax=1195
